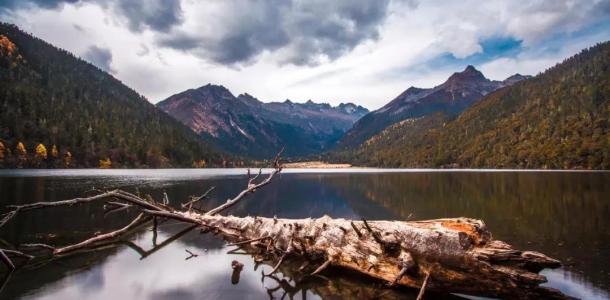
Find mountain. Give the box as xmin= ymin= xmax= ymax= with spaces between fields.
xmin=157 ymin=85 xmax=368 ymax=158
xmin=331 ymin=42 xmax=610 ymax=169
xmin=337 ymin=65 xmax=529 ymax=148
xmin=0 ymin=23 xmax=226 ymax=168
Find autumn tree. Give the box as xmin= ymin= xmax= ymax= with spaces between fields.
xmin=51 ymin=145 xmax=58 ymax=158
xmin=16 ymin=141 xmax=27 ymax=168
xmin=35 ymin=143 xmax=47 ymax=160
xmin=98 ymin=157 xmax=112 ymax=169
xmin=0 ymin=141 xmax=4 ymax=161
xmin=192 ymin=159 xmax=207 ymax=168
xmin=63 ymin=151 xmax=72 ymax=167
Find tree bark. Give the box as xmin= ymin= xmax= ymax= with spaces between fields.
xmin=182 ymin=213 xmax=568 ymax=299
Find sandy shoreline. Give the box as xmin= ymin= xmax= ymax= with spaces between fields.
xmin=282 ymin=161 xmax=352 ymax=168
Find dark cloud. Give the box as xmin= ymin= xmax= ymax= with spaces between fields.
xmin=0 ymin=0 xmax=78 ymax=10
xmin=0 ymin=0 xmax=183 ymax=33
xmin=112 ymin=0 xmax=182 ymax=33
xmin=157 ymin=0 xmax=395 ymax=66
xmin=83 ymin=45 xmax=114 ymax=73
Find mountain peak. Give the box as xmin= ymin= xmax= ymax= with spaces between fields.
xmin=198 ymin=83 xmax=230 ymax=92
xmin=446 ymin=65 xmax=487 ymax=83
xmin=464 ymin=65 xmax=477 ymax=72
xmin=502 ymin=73 xmax=532 ymax=86
xmin=194 ymin=83 xmax=235 ymax=100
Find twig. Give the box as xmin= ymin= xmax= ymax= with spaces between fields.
xmin=350 ymin=221 xmax=362 ymax=238
xmin=388 ymin=252 xmax=415 ymax=286
xmin=311 ymin=257 xmax=332 ymax=275
xmin=1 ymin=249 xmax=34 ymax=260
xmin=138 ymin=225 xmax=198 ymax=260
xmin=185 ymin=249 xmax=198 ymax=260
xmin=19 ymin=243 xmax=56 ymax=252
xmin=103 ymin=201 xmax=132 ymax=217
xmin=416 ymin=272 xmax=431 ymax=300
xmin=152 ymin=217 xmax=158 ymax=246
xmin=1 ymin=190 xmax=163 ymax=229
xmin=227 ymin=236 xmax=270 ymax=246
xmin=263 ymin=236 xmax=293 ymax=276
xmin=361 ymin=218 xmax=384 ymax=245
xmin=264 ymin=253 xmax=286 ymax=276
xmin=248 ymin=168 xmax=263 ymax=187
xmin=205 ymin=149 xmax=283 ymax=216
xmin=0 ymin=249 xmax=15 ymax=270
xmin=181 ymin=186 xmax=216 ymax=210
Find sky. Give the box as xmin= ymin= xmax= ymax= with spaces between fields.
xmin=1 ymin=0 xmax=609 ymax=110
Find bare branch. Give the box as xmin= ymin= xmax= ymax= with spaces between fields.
xmin=311 ymin=257 xmax=332 ymax=275
xmin=1 ymin=190 xmax=164 ymax=230
xmin=19 ymin=243 xmax=56 ymax=252
xmin=138 ymin=225 xmax=198 ymax=260
xmin=0 ymin=249 xmax=15 ymax=270
xmin=248 ymin=168 xmax=262 ymax=187
xmin=264 ymin=253 xmax=287 ymax=276
xmin=416 ymin=272 xmax=431 ymax=300
xmin=263 ymin=236 xmax=293 ymax=276
xmin=181 ymin=186 xmax=216 ymax=210
xmin=227 ymin=236 xmax=270 ymax=247
xmin=54 ymin=213 xmax=150 ymax=255
xmin=206 ymin=149 xmax=283 ymax=216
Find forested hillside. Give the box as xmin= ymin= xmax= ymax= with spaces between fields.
xmin=337 ymin=66 xmax=528 ymax=148
xmin=0 ymin=23 xmax=226 ymax=168
xmin=330 ymin=42 xmax=610 ymax=169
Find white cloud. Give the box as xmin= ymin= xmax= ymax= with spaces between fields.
xmin=1 ymin=0 xmax=608 ymax=110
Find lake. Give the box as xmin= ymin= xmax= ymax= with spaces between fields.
xmin=0 ymin=169 xmax=608 ymax=299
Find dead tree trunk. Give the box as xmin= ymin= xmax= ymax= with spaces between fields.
xmin=0 ymin=152 xmax=574 ymax=299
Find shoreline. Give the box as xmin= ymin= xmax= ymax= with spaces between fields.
xmin=282 ymin=161 xmax=352 ymax=168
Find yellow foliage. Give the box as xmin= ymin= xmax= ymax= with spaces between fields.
xmin=35 ymin=143 xmax=47 ymax=160
xmin=192 ymin=159 xmax=206 ymax=168
xmin=99 ymin=157 xmax=112 ymax=169
xmin=0 ymin=142 xmax=4 ymax=161
xmin=0 ymin=35 xmax=18 ymax=57
xmin=51 ymin=145 xmax=59 ymax=158
xmin=16 ymin=142 xmax=26 ymax=156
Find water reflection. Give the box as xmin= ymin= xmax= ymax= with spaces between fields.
xmin=0 ymin=170 xmax=608 ymax=299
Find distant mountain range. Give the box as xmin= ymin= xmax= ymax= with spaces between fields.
xmin=1 ymin=22 xmax=607 ymax=169
xmin=157 ymin=84 xmax=368 ymax=158
xmin=329 ymin=42 xmax=610 ymax=169
xmin=337 ymin=66 xmax=531 ymax=148
xmin=0 ymin=23 xmax=224 ymax=168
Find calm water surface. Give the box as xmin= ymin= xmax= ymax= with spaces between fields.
xmin=0 ymin=169 xmax=608 ymax=300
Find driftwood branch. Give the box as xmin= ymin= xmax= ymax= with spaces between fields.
xmin=205 ymin=149 xmax=283 ymax=216
xmin=181 ymin=186 xmax=215 ymax=210
xmin=54 ymin=213 xmax=149 ymax=255
xmin=0 ymin=148 xmax=574 ymax=299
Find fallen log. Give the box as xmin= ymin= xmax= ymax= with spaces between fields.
xmin=0 ymin=151 xmax=574 ymax=299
